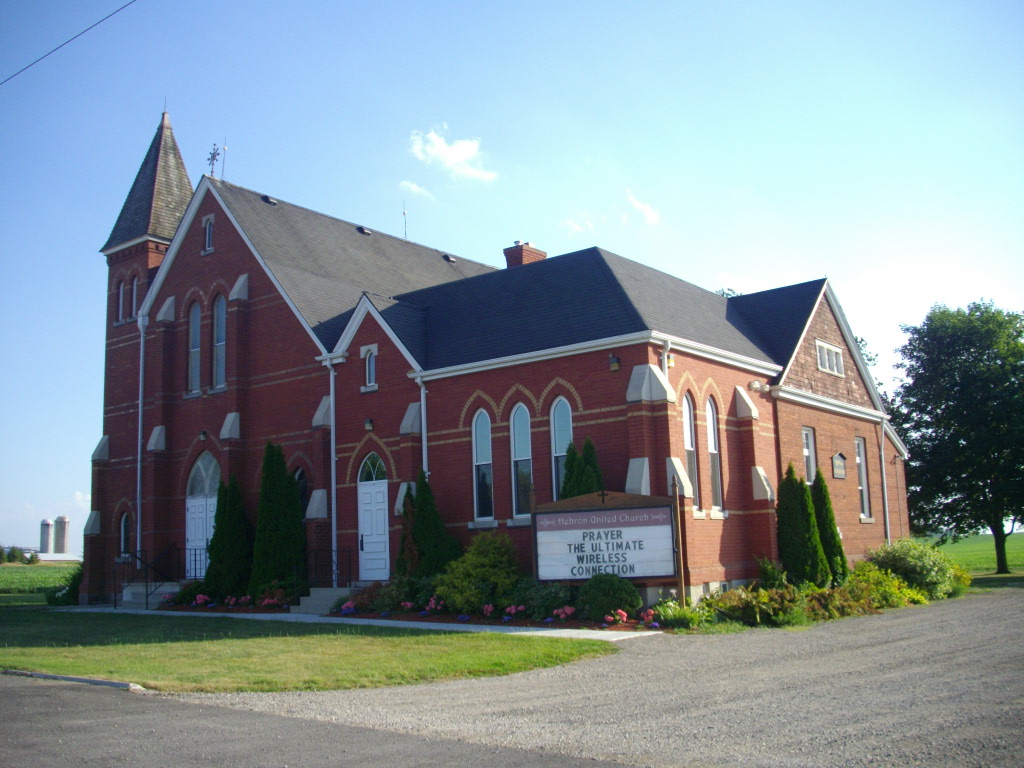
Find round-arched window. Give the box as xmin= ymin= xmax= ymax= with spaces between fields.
xmin=358 ymin=453 xmax=387 ymax=483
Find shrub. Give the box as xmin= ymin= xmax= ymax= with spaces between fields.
xmin=43 ymin=563 xmax=83 ymax=606
xmin=559 ymin=438 xmax=604 ymax=499
xmin=756 ymin=557 xmax=788 ymax=590
xmin=434 ymin=532 xmax=520 ymax=614
xmin=511 ymin=577 xmax=576 ymax=621
xmin=704 ymin=585 xmax=808 ymax=627
xmin=394 ymin=486 xmax=419 ymax=577
xmin=26 ymin=551 xmax=40 ymax=565
xmin=846 ymin=561 xmax=927 ymax=609
xmin=7 ymin=546 xmax=25 ymax=564
xmin=776 ymin=464 xmax=830 ymax=587
xmin=653 ymin=596 xmax=712 ymax=629
xmin=576 ymin=573 xmax=642 ymax=621
xmin=800 ymin=584 xmax=875 ymax=621
xmin=204 ymin=476 xmax=254 ymax=599
xmin=249 ymin=443 xmax=305 ymax=596
xmin=166 ymin=580 xmax=207 ymax=606
xmin=950 ymin=564 xmax=972 ymax=597
xmin=410 ymin=471 xmax=462 ymax=578
xmin=867 ymin=538 xmax=957 ymax=599
xmin=811 ymin=469 xmax=849 ymax=586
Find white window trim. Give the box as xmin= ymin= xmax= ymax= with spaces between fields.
xmin=815 ymin=339 xmax=845 ymax=377
xmin=549 ymin=397 xmax=572 ymax=501
xmin=683 ymin=393 xmax=701 ymax=510
xmin=472 ymin=410 xmax=493 ymax=520
xmin=705 ymin=398 xmax=723 ymax=510
xmin=187 ymin=302 xmax=201 ymax=394
xmin=510 ymin=403 xmax=533 ymax=517
xmin=212 ymin=294 xmax=226 ymax=390
xmin=855 ymin=436 xmax=872 ymax=518
xmin=117 ymin=281 xmax=125 ymax=322
xmin=360 ymin=344 xmax=378 ymax=392
xmin=202 ymin=214 xmax=215 ymax=254
xmin=802 ymin=427 xmax=817 ymax=482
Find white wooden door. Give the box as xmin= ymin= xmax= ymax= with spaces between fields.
xmin=358 ymin=479 xmax=389 ymax=581
xmin=185 ymin=495 xmax=215 ymax=579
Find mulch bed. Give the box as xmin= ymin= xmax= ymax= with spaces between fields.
xmin=325 ymin=610 xmax=652 ymax=632
xmin=157 ymin=604 xmax=290 ymax=614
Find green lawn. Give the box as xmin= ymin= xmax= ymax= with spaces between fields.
xmin=0 ymin=563 xmax=79 ymax=594
xmin=934 ymin=533 xmax=1022 ymax=573
xmin=0 ymin=606 xmax=614 ymax=693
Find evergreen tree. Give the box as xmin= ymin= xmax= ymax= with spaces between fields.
xmin=394 ymin=485 xmax=420 ymax=577
xmin=559 ymin=442 xmax=582 ymax=498
xmin=204 ymin=476 xmax=254 ymax=598
xmin=776 ymin=463 xmax=830 ymax=587
xmin=249 ymin=443 xmax=305 ymax=595
xmin=410 ymin=470 xmax=461 ymax=578
xmin=581 ymin=438 xmax=605 ymax=491
xmin=811 ymin=469 xmax=849 ymax=586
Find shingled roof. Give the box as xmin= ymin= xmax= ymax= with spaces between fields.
xmin=207 ymin=178 xmax=496 ymax=349
xmin=103 ymin=113 xmax=193 ymax=252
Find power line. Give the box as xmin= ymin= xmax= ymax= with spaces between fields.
xmin=0 ymin=0 xmax=140 ymax=88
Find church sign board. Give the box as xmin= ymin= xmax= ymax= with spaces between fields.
xmin=534 ymin=505 xmax=676 ymax=581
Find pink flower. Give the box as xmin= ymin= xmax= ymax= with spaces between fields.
xmin=482 ymin=604 xmax=494 ymax=617
xmin=604 ymin=614 xmax=615 ymax=624
xmin=400 ymin=601 xmax=414 ymax=610
xmin=615 ymin=609 xmax=628 ymax=622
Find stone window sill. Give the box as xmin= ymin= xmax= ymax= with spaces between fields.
xmin=710 ymin=509 xmax=729 ymax=520
xmin=360 ymin=384 xmax=378 ymax=394
xmin=207 ymin=385 xmax=226 ymax=395
xmin=692 ymin=509 xmax=707 ymax=520
xmin=183 ymin=391 xmax=202 ymax=400
xmin=506 ymin=517 xmax=532 ymax=528
xmin=468 ymin=519 xmax=498 ymax=530
xmin=859 ymin=516 xmax=875 ymax=524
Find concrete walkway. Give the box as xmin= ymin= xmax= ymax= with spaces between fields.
xmin=63 ymin=605 xmax=656 ymax=642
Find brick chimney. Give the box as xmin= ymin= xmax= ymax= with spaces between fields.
xmin=503 ymin=240 xmax=547 ymax=268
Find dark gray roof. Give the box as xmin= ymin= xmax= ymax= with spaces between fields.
xmin=208 ymin=178 xmax=495 ymax=349
xmin=103 ymin=113 xmax=192 ymax=252
xmin=729 ymin=279 xmax=827 ymax=367
xmin=387 ymin=248 xmax=810 ymax=371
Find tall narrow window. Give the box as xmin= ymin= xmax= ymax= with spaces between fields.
xmin=683 ymin=393 xmax=701 ymax=506
xmin=119 ymin=512 xmax=131 ymax=555
xmin=855 ymin=437 xmax=871 ymax=518
xmin=706 ymin=398 xmax=723 ymax=509
xmin=802 ymin=427 xmax=817 ymax=481
xmin=212 ymin=295 xmax=226 ymax=388
xmin=131 ymin=277 xmax=139 ymax=318
xmin=204 ymin=217 xmax=214 ymax=251
xmin=188 ymin=302 xmax=201 ymax=393
xmin=293 ymin=468 xmax=310 ymax=513
xmin=365 ymin=351 xmax=376 ymax=387
xmin=511 ymin=404 xmax=533 ymax=516
xmin=117 ymin=281 xmax=125 ymax=321
xmin=550 ymin=398 xmax=572 ymax=500
xmin=473 ymin=411 xmax=493 ymax=519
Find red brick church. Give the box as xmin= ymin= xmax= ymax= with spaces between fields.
xmin=81 ymin=114 xmax=910 ymax=604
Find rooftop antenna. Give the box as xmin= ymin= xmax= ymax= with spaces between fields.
xmin=207 ymin=143 xmax=220 ymax=176
xmin=403 ymin=199 xmax=407 ymax=240
xmin=221 ymin=137 xmax=227 ymax=179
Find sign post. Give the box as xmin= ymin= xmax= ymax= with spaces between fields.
xmin=672 ymin=476 xmax=687 ymax=601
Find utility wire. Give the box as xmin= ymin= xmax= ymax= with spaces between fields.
xmin=0 ymin=0 xmax=140 ymax=88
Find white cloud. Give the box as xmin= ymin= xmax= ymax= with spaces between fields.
xmin=410 ymin=128 xmax=497 ymax=181
xmin=73 ymin=491 xmax=91 ymax=512
xmin=562 ymin=212 xmax=595 ymax=236
xmin=626 ymin=189 xmax=660 ymax=225
xmin=399 ymin=180 xmax=434 ymax=200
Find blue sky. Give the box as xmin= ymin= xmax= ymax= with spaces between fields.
xmin=1 ymin=1 xmax=1021 ymax=555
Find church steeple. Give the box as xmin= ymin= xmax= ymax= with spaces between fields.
xmin=102 ymin=113 xmax=192 ymax=253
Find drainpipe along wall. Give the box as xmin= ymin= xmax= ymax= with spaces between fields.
xmin=418 ymin=377 xmax=429 ymax=475
xmin=135 ymin=313 xmax=148 ymax=561
xmin=327 ymin=360 xmax=338 ymax=587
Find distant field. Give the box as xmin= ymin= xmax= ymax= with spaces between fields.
xmin=0 ymin=563 xmax=78 ymax=594
xmin=935 ymin=534 xmax=1022 ymax=573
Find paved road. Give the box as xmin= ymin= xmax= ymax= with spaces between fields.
xmin=4 ymin=588 xmax=1023 ymax=767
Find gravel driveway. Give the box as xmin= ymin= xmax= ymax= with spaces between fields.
xmin=175 ymin=588 xmax=1024 ymax=767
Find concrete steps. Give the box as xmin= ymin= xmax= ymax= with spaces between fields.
xmin=292 ymin=587 xmax=354 ymax=615
xmin=117 ymin=581 xmax=180 ymax=610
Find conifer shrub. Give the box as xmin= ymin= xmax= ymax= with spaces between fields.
xmin=811 ymin=469 xmax=849 ymax=586
xmin=577 ymin=573 xmax=642 ymax=621
xmin=580 ymin=438 xmax=605 ymax=491
xmin=204 ymin=476 xmax=254 ymax=598
xmin=559 ymin=443 xmax=582 ymax=498
xmin=394 ymin=486 xmax=420 ymax=578
xmin=756 ymin=556 xmax=788 ymax=590
xmin=775 ymin=463 xmax=830 ymax=587
xmin=866 ymin=538 xmax=957 ymax=599
xmin=559 ymin=439 xmax=604 ymax=499
xmin=249 ymin=443 xmax=306 ymax=596
xmin=511 ymin=577 xmax=576 ymax=621
xmin=434 ymin=531 xmax=520 ymax=615
xmin=410 ymin=470 xmax=462 ymax=578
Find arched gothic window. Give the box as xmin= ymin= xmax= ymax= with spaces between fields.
xmin=187 ymin=451 xmax=221 ymax=497
xmin=473 ymin=410 xmax=493 ymax=519
xmin=188 ymin=302 xmax=201 ymax=393
xmin=117 ymin=281 xmax=125 ymax=322
xmin=212 ymin=295 xmax=226 ymax=388
xmin=131 ymin=276 xmax=139 ymax=317
xmin=550 ymin=398 xmax=573 ymax=500
xmin=683 ymin=393 xmax=701 ymax=506
xmin=705 ymin=397 xmax=723 ymax=509
xmin=119 ymin=511 xmax=131 ymax=555
xmin=510 ymin=404 xmax=532 ymax=516
xmin=358 ymin=453 xmax=387 ymax=483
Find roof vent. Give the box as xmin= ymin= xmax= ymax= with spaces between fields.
xmin=443 ymin=253 xmax=456 ymax=263
xmin=357 ymin=226 xmax=373 ymax=236
xmin=261 ymin=195 xmax=278 ymax=206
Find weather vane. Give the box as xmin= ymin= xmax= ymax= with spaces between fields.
xmin=207 ymin=144 xmax=220 ymax=176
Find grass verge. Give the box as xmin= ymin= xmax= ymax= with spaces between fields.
xmin=0 ymin=606 xmax=614 ymax=693
xmin=0 ymin=563 xmax=79 ymax=594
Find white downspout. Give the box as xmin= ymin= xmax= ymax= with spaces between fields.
xmin=879 ymin=425 xmax=891 ymax=544
xmin=327 ymin=360 xmax=338 ymax=587
xmin=418 ymin=377 xmax=429 ymax=475
xmin=135 ymin=313 xmax=148 ymax=561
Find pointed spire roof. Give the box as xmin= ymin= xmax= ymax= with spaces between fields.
xmin=102 ymin=113 xmax=193 ymax=253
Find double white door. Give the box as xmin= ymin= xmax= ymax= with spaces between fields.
xmin=185 ymin=494 xmax=216 ymax=579
xmin=358 ymin=480 xmax=389 ymax=581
